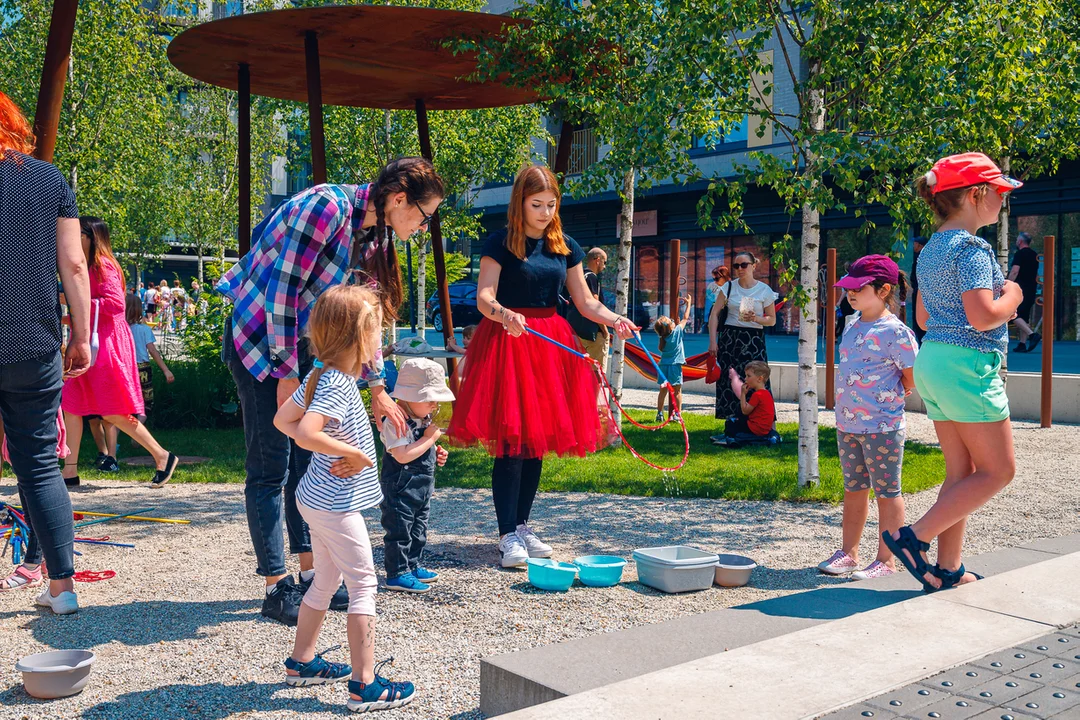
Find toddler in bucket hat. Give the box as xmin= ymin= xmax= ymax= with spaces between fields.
xmin=391 ymin=358 xmax=456 ymax=403
xmin=379 ymin=358 xmax=454 ymax=594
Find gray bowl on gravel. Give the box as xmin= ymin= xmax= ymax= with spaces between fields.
xmin=714 ymin=554 xmax=757 ymax=587
xmin=16 ymin=650 xmax=96 ymax=699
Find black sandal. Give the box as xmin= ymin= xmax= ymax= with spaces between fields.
xmin=883 ymin=526 xmax=935 ymax=592
xmin=925 ymin=564 xmax=984 ymax=594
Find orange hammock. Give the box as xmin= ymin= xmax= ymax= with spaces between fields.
xmin=624 ymin=344 xmax=712 ymax=382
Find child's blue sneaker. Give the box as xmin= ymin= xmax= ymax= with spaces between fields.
xmin=347 ymin=659 xmax=415 ymax=713
xmin=384 ymin=572 xmax=430 ymax=594
xmin=412 ymin=567 xmax=439 ymax=583
xmin=284 ymin=645 xmax=351 ymax=686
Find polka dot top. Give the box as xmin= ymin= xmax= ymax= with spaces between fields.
xmin=0 ymin=152 xmax=79 ymax=363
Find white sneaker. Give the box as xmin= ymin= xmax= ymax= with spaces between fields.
xmin=498 ymin=532 xmax=529 ymax=568
xmin=516 ymin=524 xmax=553 ymax=558
xmin=35 ymin=586 xmax=78 ymax=615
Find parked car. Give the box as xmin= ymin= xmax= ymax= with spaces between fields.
xmin=426 ymin=281 xmax=482 ymax=331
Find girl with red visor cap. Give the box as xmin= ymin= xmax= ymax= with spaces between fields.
xmin=883 ymin=152 xmax=1023 ymax=592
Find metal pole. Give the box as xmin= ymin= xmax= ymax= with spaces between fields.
xmin=825 ymin=247 xmax=836 ymax=410
xmin=32 ymin=0 xmax=79 ymax=163
xmin=305 ymin=31 xmax=327 ymax=186
xmin=237 ymin=63 xmax=251 ymax=257
xmin=415 ymin=98 xmax=457 ymax=389
xmin=1041 ymin=235 xmax=1055 ymax=428
xmin=552 ymin=119 xmax=575 ymax=176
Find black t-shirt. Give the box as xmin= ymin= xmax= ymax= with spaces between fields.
xmin=568 ymin=270 xmax=602 ymax=340
xmin=482 ymin=229 xmax=585 ymax=309
xmin=1011 ymin=246 xmax=1039 ymax=299
xmin=0 ymin=152 xmax=78 ymax=363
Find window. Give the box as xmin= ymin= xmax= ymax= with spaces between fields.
xmin=212 ymin=1 xmax=244 ymax=19
xmin=545 ymin=127 xmax=599 ymax=175
xmin=692 ymin=114 xmax=749 ymax=151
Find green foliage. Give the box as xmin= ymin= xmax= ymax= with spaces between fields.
xmin=95 ymin=412 xmax=946 ymax=503
xmin=154 ymin=294 xmax=239 ymax=429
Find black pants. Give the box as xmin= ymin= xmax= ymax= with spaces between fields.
xmin=0 ymin=353 xmax=74 ymax=579
xmin=379 ymin=449 xmax=436 ymax=579
xmin=492 ymin=457 xmax=542 ymax=537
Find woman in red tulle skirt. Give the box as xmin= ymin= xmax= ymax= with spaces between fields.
xmin=448 ymin=165 xmax=636 ymax=568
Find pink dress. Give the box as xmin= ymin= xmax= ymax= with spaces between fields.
xmin=61 ymin=261 xmax=144 ymax=417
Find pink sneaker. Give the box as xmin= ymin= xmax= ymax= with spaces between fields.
xmin=817 ymin=550 xmax=858 ymax=575
xmin=0 ymin=564 xmax=43 ymax=592
xmin=852 ymin=560 xmax=897 ymax=581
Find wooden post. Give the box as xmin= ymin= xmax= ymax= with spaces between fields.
xmin=825 ymin=248 xmax=836 ymax=410
xmin=668 ymin=238 xmax=681 ymax=319
xmin=552 ymin=119 xmax=575 ymax=176
xmin=31 ymin=0 xmax=79 ymax=163
xmin=415 ymin=98 xmax=457 ymax=389
xmin=304 ymin=31 xmax=327 ymax=186
xmin=237 ymin=63 xmax=251 ymax=257
xmin=1041 ymin=235 xmax=1055 ymax=428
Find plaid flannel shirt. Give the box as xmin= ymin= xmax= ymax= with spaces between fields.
xmin=216 ymin=183 xmax=385 ymax=384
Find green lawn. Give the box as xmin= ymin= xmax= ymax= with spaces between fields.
xmin=81 ymin=411 xmax=945 ymax=504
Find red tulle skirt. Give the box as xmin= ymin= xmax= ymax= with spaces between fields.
xmin=448 ymin=308 xmax=608 ymax=459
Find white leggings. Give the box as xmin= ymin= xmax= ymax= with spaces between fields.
xmin=297 ymin=501 xmax=378 ymax=616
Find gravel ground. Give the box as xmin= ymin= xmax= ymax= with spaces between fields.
xmin=1 ymin=394 xmax=1077 ymax=720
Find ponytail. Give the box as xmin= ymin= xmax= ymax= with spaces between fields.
xmin=302 ymin=367 xmax=323 ymax=410
xmin=916 ymin=172 xmax=990 ymax=226
xmin=871 ymin=269 xmax=909 ymax=314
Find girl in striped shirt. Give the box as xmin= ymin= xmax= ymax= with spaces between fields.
xmin=273 ymin=285 xmax=415 ymax=713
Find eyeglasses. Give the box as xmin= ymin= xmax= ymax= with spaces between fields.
xmin=732 ymin=262 xmax=753 ymax=270
xmin=412 ymin=199 xmax=439 ymax=227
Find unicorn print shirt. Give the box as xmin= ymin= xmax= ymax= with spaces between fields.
xmin=835 ymin=313 xmax=918 ymax=435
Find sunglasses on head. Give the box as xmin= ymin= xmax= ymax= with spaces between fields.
xmin=732 ymin=261 xmax=752 ymax=270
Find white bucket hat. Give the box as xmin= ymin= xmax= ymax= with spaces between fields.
xmin=390 ymin=358 xmax=456 ymax=403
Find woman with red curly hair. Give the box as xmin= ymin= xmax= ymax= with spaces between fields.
xmin=0 ymin=91 xmax=91 ymax=614
xmin=448 ymin=165 xmax=636 ymax=568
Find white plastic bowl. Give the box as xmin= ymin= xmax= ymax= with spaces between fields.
xmin=16 ymin=649 xmax=96 ymax=699
xmin=713 ymin=554 xmax=757 ymax=587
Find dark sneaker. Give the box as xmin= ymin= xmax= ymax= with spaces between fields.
xmin=262 ymin=576 xmax=303 ymax=626
xmin=1012 ymin=341 xmax=1029 ymax=353
xmin=98 ymin=456 xmax=120 ymax=473
xmin=1027 ymin=332 xmax=1042 ymax=352
xmin=347 ymin=659 xmax=415 ymax=713
xmin=94 ymin=452 xmax=107 ymax=470
xmin=150 ymin=452 xmax=179 ymax=488
xmin=297 ymin=573 xmax=350 ymax=611
xmin=63 ymin=475 xmax=81 ymax=488
xmin=284 ymin=644 xmax=351 ymax=686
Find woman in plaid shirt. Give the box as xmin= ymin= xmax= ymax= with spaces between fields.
xmin=217 ymin=157 xmax=444 ymax=625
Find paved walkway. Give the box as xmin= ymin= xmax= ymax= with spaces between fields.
xmin=825 ymin=625 xmax=1080 ymax=719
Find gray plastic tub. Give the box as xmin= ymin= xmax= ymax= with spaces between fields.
xmin=714 ymin=554 xmax=757 ymax=587
xmin=16 ymin=649 xmax=96 ymax=699
xmin=632 ymin=546 xmax=719 ymax=593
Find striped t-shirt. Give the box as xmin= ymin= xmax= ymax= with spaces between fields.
xmin=292 ymin=369 xmax=382 ymax=512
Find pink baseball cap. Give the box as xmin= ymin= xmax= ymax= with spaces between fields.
xmin=925 ymin=152 xmax=1023 ymax=195
xmin=835 ymin=255 xmax=900 ymax=291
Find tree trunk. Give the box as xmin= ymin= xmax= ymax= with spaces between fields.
xmin=416 ymin=239 xmax=428 ymax=339
xmin=996 ymin=155 xmax=1011 ymax=374
xmin=798 ymin=64 xmax=825 ymax=487
xmin=197 ymin=239 xmax=205 ymax=284
xmin=610 ymin=166 xmax=636 ymax=431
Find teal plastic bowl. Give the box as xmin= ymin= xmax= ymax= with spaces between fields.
xmin=527 ymin=559 xmax=578 ymax=592
xmin=572 ymin=555 xmax=626 ymax=587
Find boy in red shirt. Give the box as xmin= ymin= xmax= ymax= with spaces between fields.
xmin=714 ymin=361 xmax=776 ymax=446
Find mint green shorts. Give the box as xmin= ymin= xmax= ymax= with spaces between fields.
xmin=913 ymin=341 xmax=1010 ymax=424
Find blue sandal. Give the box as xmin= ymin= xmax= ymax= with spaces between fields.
xmin=285 ymin=644 xmax=351 ymax=686
xmin=925 ymin=564 xmax=984 ymax=594
xmin=882 ymin=526 xmax=935 ymax=592
xmin=347 ymin=658 xmax=415 ymax=713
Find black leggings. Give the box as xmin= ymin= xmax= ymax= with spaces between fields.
xmin=492 ymin=457 xmax=542 ymax=536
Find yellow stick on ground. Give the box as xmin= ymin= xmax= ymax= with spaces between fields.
xmin=12 ymin=506 xmax=191 ymax=525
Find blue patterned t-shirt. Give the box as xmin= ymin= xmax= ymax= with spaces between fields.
xmin=916 ymin=229 xmax=1008 ymax=356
